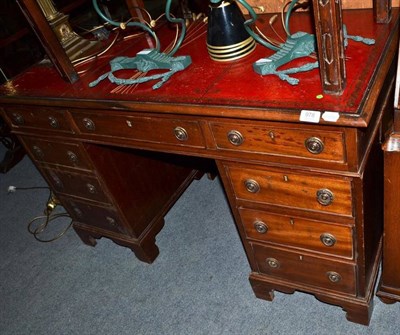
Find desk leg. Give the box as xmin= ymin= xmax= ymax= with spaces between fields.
xmin=73 ymin=217 xmax=165 ymax=264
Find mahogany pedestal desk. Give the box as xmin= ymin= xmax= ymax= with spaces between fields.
xmin=0 ymin=8 xmax=398 ymax=326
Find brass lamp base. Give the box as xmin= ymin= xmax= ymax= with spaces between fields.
xmin=48 ymin=12 xmax=101 ymax=62
xmin=38 ymin=0 xmax=101 ymax=62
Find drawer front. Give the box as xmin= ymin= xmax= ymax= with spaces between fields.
xmin=42 ymin=168 xmax=109 ymax=204
xmin=240 ymin=208 xmax=354 ymax=258
xmin=72 ymin=112 xmax=206 ymax=148
xmin=252 ymin=243 xmax=356 ymax=295
xmin=60 ymin=197 xmax=129 ymax=235
xmin=5 ymin=106 xmax=74 ymax=133
xmin=20 ymin=136 xmax=92 ymax=170
xmin=210 ymin=121 xmax=345 ymax=162
xmin=227 ymin=165 xmax=353 ymax=216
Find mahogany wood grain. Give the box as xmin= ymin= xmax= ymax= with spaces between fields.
xmin=18 ymin=137 xmax=93 ymax=171
xmin=252 ymin=243 xmax=357 ymax=294
xmin=209 ymin=120 xmax=346 ymax=163
xmin=239 ymin=208 xmax=354 ymax=258
xmin=377 ymin=134 xmax=400 ymax=303
xmin=83 ymin=145 xmax=203 ymax=237
xmin=226 ymin=163 xmax=353 ymax=216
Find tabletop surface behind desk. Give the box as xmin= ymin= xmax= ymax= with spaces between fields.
xmin=0 ymin=9 xmax=398 ymax=122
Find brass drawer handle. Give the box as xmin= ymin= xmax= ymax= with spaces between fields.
xmin=305 ymin=137 xmax=324 ymax=154
xmin=67 ymin=151 xmax=78 ymax=164
xmin=86 ymin=183 xmax=96 ymax=194
xmin=254 ymin=221 xmax=268 ymax=234
xmin=227 ymin=130 xmax=244 ymax=146
xmin=72 ymin=207 xmax=83 ymax=218
xmin=11 ymin=112 xmax=24 ymax=125
xmin=266 ymin=257 xmax=280 ymax=269
xmin=320 ymin=233 xmax=337 ymax=247
xmin=244 ymin=179 xmax=260 ymax=193
xmin=32 ymin=145 xmax=44 ymax=159
xmin=49 ymin=172 xmax=63 ymax=189
xmin=82 ymin=118 xmax=96 ymax=131
xmin=316 ymin=188 xmax=334 ymax=206
xmin=174 ymin=126 xmax=188 ymax=141
xmin=106 ymin=216 xmax=117 ymax=226
xmin=268 ymin=131 xmax=275 ymax=140
xmin=327 ymin=271 xmax=342 ymax=283
xmin=48 ymin=116 xmax=59 ymax=128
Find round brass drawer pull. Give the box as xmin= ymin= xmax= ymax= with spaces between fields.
xmin=316 ymin=188 xmax=334 ymax=206
xmin=244 ymin=179 xmax=260 ymax=193
xmin=327 ymin=271 xmax=342 ymax=283
xmin=48 ymin=116 xmax=59 ymax=128
xmin=73 ymin=207 xmax=83 ymax=218
xmin=32 ymin=145 xmax=44 ymax=159
xmin=86 ymin=183 xmax=96 ymax=194
xmin=106 ymin=216 xmax=117 ymax=226
xmin=268 ymin=131 xmax=275 ymax=140
xmin=227 ymin=130 xmax=244 ymax=146
xmin=254 ymin=221 xmax=268 ymax=234
xmin=305 ymin=137 xmax=324 ymax=154
xmin=266 ymin=257 xmax=280 ymax=269
xmin=82 ymin=118 xmax=96 ymax=131
xmin=320 ymin=233 xmax=337 ymax=247
xmin=174 ymin=126 xmax=188 ymax=141
xmin=49 ymin=171 xmax=63 ymax=189
xmin=11 ymin=112 xmax=24 ymax=125
xmin=67 ymin=151 xmax=78 ymax=164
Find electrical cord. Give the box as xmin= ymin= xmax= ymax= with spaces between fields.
xmin=7 ymin=185 xmax=72 ymax=243
xmin=28 ymin=212 xmax=72 ymax=243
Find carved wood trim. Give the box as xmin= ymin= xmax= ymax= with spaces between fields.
xmin=311 ymin=0 xmax=346 ymax=95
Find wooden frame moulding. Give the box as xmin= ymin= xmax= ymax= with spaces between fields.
xmin=15 ymin=0 xmax=79 ymax=84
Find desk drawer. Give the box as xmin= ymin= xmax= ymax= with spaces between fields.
xmin=42 ymin=168 xmax=110 ymax=204
xmin=4 ymin=106 xmax=74 ymax=133
xmin=72 ymin=112 xmax=206 ymax=148
xmin=20 ymin=137 xmax=93 ymax=170
xmin=252 ymin=243 xmax=356 ymax=295
xmin=240 ymin=208 xmax=354 ymax=259
xmin=210 ymin=121 xmax=345 ymax=162
xmin=60 ymin=197 xmax=128 ymax=235
xmin=226 ymin=164 xmax=353 ymax=216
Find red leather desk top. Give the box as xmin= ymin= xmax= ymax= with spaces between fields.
xmin=0 ymin=9 xmax=398 ymax=125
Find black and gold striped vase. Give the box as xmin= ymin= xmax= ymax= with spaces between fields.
xmin=207 ymin=0 xmax=256 ymax=62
